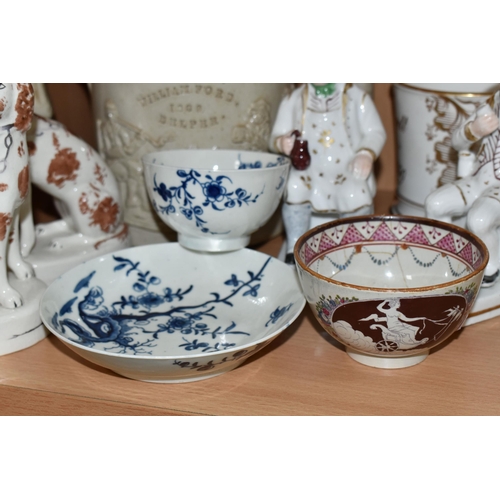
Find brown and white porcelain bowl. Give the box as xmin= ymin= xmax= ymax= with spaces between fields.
xmin=294 ymin=215 xmax=488 ymax=368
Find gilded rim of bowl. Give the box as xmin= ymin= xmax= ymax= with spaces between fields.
xmin=294 ymin=214 xmax=489 ymax=294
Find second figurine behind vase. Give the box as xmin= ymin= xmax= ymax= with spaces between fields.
xmin=269 ymin=83 xmax=386 ymax=264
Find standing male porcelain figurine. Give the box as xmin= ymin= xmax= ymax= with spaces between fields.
xmin=425 ymin=91 xmax=500 ymax=286
xmin=269 ymin=83 xmax=386 ymax=264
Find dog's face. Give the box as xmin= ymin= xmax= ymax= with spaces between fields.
xmin=0 ymin=83 xmax=34 ymax=132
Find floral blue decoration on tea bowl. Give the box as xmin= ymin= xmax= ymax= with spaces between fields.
xmin=294 ymin=215 xmax=488 ymax=369
xmin=39 ymin=243 xmax=305 ymax=383
xmin=142 ymin=149 xmax=290 ymax=252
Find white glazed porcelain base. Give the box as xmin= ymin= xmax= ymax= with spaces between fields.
xmin=178 ymin=234 xmax=250 ymax=252
xmin=391 ymin=196 xmax=425 ymax=217
xmin=129 ymin=223 xmax=177 ymax=246
xmin=346 ymin=348 xmax=429 ymax=369
xmin=26 ymin=221 xmax=131 ymax=284
xmin=0 ymin=275 xmax=47 ymax=356
xmin=465 ymin=281 xmax=500 ymax=325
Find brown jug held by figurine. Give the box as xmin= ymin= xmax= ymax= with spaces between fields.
xmin=290 ymin=130 xmax=311 ymax=170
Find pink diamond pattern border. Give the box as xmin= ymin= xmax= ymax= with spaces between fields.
xmin=302 ymin=220 xmax=485 ymax=270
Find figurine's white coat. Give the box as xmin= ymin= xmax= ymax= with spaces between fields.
xmin=269 ymin=83 xmax=386 ymax=259
xmin=270 ymin=83 xmax=386 ymax=214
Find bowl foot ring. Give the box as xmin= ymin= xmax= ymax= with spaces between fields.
xmin=178 ymin=234 xmax=250 ymax=252
xmin=345 ymin=348 xmax=429 ymax=369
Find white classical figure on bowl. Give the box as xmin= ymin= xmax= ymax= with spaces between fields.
xmin=0 ymin=83 xmax=47 ymax=355
xmin=269 ymin=83 xmax=386 ymax=264
xmin=425 ymin=91 xmax=500 ymax=287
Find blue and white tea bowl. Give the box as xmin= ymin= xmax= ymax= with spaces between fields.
xmin=295 ymin=215 xmax=488 ymax=369
xmin=142 ymin=149 xmax=290 ymax=252
xmin=39 ymin=243 xmax=305 ymax=383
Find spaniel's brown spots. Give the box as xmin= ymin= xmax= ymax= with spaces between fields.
xmin=18 ymin=165 xmax=30 ymax=199
xmin=18 ymin=141 xmax=25 ymax=157
xmin=14 ymin=84 xmax=34 ymax=132
xmin=0 ymin=97 xmax=5 ymax=118
xmin=0 ymin=213 xmax=12 ymax=241
xmin=94 ymin=163 xmax=105 ymax=185
xmin=47 ymin=144 xmax=80 ymax=187
xmin=79 ymin=193 xmax=90 ymax=214
xmin=91 ymin=197 xmax=119 ymax=233
xmin=27 ymin=140 xmax=36 ymax=156
xmin=79 ymin=193 xmax=119 ymax=233
xmin=0 ymin=184 xmax=8 ymax=192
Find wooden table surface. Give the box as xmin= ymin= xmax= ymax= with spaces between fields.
xmin=1 ymin=192 xmax=499 ymax=416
